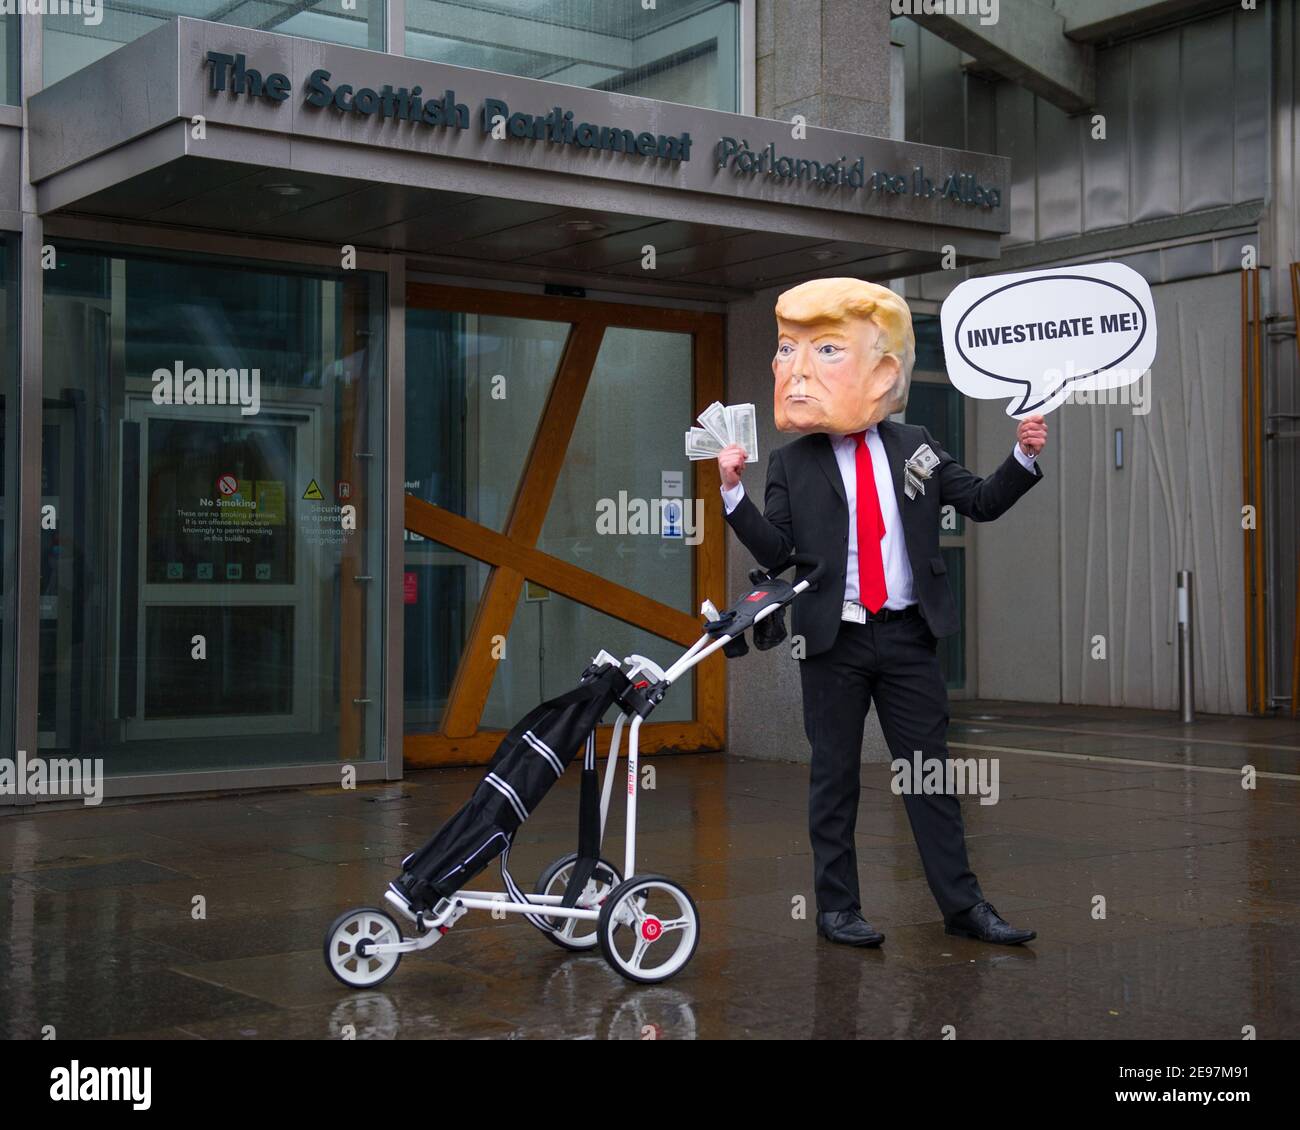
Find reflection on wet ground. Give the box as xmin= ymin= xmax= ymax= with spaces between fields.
xmin=2 ymin=701 xmax=1298 ymax=1039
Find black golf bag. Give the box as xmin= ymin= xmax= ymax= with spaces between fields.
xmin=393 ymin=660 xmax=637 ymax=928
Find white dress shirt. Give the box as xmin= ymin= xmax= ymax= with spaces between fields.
xmin=721 ymin=431 xmax=1037 ymax=611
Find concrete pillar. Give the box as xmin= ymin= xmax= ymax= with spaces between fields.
xmin=757 ymin=0 xmax=893 ymax=135
xmin=724 ymin=6 xmax=898 ymax=766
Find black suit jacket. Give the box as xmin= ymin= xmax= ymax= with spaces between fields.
xmin=723 ymin=418 xmax=1043 ymax=656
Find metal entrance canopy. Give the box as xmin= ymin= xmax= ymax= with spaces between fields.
xmin=27 ymin=18 xmax=1011 ymax=298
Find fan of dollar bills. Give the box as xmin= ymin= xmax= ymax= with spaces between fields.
xmin=685 ymin=401 xmax=758 ymax=461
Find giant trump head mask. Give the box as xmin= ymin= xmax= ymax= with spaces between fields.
xmin=772 ymin=277 xmax=916 ymax=435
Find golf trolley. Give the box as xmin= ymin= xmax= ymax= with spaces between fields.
xmin=325 ymin=552 xmax=826 ymax=987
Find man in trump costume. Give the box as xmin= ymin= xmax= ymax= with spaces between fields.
xmin=717 ymin=277 xmax=1047 ymax=947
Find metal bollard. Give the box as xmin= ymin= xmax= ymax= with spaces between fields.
xmin=1177 ymin=571 xmax=1194 ymax=724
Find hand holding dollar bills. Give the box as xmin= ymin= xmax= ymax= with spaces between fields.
xmin=685 ymin=401 xmax=758 ymax=461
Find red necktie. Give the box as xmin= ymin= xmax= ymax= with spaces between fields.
xmin=852 ymin=431 xmax=888 ymax=613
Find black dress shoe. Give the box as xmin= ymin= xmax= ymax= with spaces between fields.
xmin=816 ymin=910 xmax=885 ymax=947
xmin=944 ymin=900 xmax=1036 ymax=945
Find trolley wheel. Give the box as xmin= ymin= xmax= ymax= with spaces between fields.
xmin=324 ymin=907 xmax=404 ymax=989
xmin=533 ymin=853 xmax=623 ymax=951
xmin=597 ymin=875 xmax=700 ymax=984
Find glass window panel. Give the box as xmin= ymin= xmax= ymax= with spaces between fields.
xmin=403 ymin=314 xmax=701 ymax=738
xmin=143 ymin=604 xmax=294 ymax=717
xmin=913 ymin=313 xmax=946 ymax=375
xmin=905 ymin=381 xmax=964 ymax=463
xmin=904 ymin=379 xmax=965 ymax=536
xmin=405 ymin=0 xmax=740 ymax=111
xmin=404 ymin=545 xmax=695 ymax=735
xmin=537 ymin=326 xmax=694 ymax=617
xmin=1 ymin=13 xmax=17 ymax=104
xmin=43 ymin=2 xmax=385 ymax=89
xmin=482 ymin=583 xmax=693 ymax=730
xmin=402 ymin=535 xmax=491 ymax=735
xmin=41 ymin=244 xmax=385 ymax=774
xmin=124 ymin=256 xmax=336 ymax=389
xmin=405 ymin=307 xmax=568 ymax=530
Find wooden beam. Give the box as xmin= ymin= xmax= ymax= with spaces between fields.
xmin=691 ymin=314 xmax=728 ymax=749
xmin=402 ymin=282 xmax=729 ymax=762
xmin=504 ymin=321 xmax=606 ymax=545
xmin=404 ymin=718 xmax=725 ymax=767
xmin=439 ymin=564 xmax=524 ymax=738
xmin=408 ymin=282 xmax=720 ymax=332
xmin=405 ymin=495 xmax=701 ymax=645
xmin=436 ymin=320 xmax=604 ymax=735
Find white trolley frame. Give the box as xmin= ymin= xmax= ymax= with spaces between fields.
xmin=329 ymin=563 xmax=816 ymax=984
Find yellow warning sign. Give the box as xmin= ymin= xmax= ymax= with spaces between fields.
xmin=302 ymin=479 xmax=325 ymax=501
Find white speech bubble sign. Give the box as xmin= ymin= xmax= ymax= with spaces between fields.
xmin=939 ymin=262 xmax=1157 ymax=418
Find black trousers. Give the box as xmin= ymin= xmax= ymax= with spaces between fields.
xmin=798 ymin=609 xmax=983 ymax=918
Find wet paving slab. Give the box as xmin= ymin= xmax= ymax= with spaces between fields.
xmin=1 ymin=702 xmax=1298 ymax=1040
xmin=950 ymin=700 xmax=1300 ymax=777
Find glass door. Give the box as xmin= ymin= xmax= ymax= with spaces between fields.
xmin=40 ymin=244 xmax=387 ymax=777
xmin=401 ymin=283 xmax=727 ymax=765
xmin=121 ymin=398 xmax=318 ymax=739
